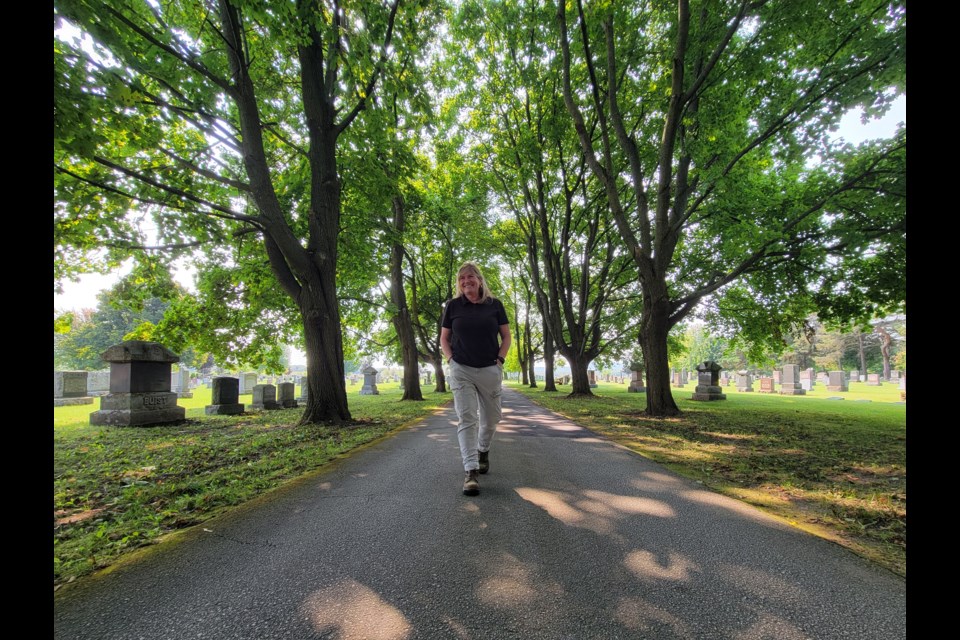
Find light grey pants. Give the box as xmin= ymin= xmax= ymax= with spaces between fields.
xmin=448 ymin=361 xmax=503 ymax=471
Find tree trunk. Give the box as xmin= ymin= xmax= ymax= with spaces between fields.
xmin=300 ymin=283 xmax=351 ymax=424
xmin=640 ymin=300 xmax=681 ymax=416
xmin=858 ymin=331 xmax=868 ymax=377
xmin=541 ymin=318 xmax=557 ymax=392
xmin=389 ymin=195 xmax=423 ymax=401
xmin=525 ymin=317 xmax=537 ymax=388
xmin=876 ymin=326 xmax=892 ymax=380
xmin=433 ymin=359 xmax=447 ymax=393
xmin=565 ymin=353 xmax=593 ymax=396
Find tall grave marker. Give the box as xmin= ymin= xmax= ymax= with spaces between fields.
xmin=90 ymin=341 xmax=185 ymax=426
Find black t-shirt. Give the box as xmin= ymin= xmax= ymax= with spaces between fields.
xmin=441 ymin=296 xmax=509 ymax=368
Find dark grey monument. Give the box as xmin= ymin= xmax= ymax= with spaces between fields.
xmin=205 ymin=377 xmax=244 ymax=415
xmin=251 ymin=384 xmax=281 ymax=410
xmin=89 ymin=341 xmax=185 ymax=426
xmin=735 ymin=371 xmax=754 ymax=392
xmin=360 ymin=365 xmax=380 ymax=395
xmin=692 ymin=361 xmax=726 ymax=401
xmin=277 ymin=382 xmax=298 ymax=408
xmin=588 ymin=370 xmax=598 ymax=388
xmin=780 ymin=364 xmax=806 ymax=395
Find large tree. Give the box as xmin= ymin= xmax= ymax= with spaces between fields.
xmin=452 ymin=2 xmax=640 ymax=396
xmin=556 ymin=0 xmax=905 ymax=415
xmin=55 ymin=0 xmax=437 ymax=424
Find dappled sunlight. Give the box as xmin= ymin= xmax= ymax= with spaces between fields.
xmin=682 ymin=489 xmax=779 ymax=519
xmin=624 ymin=550 xmax=699 ymax=581
xmin=301 ymin=578 xmax=412 ymax=640
xmin=515 ymin=487 xmax=675 ymax=537
xmin=580 ymin=490 xmax=675 ymax=517
xmin=460 ymin=501 xmax=480 ymax=513
xmin=729 ymin=614 xmax=808 ymax=640
xmin=316 ymin=482 xmax=332 ymax=491
xmin=476 ymin=552 xmax=542 ymax=607
xmin=615 ymin=597 xmax=692 ymax=635
xmin=439 ymin=616 xmax=470 ymax=639
xmin=630 ymin=471 xmax=684 ymax=492
xmin=700 ymin=431 xmax=759 ymax=442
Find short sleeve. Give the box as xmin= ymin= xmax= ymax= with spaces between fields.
xmin=496 ymin=299 xmax=508 ymax=325
xmin=441 ymin=300 xmax=453 ymax=328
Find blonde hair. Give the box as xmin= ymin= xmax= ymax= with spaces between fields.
xmin=454 ymin=261 xmax=494 ymax=303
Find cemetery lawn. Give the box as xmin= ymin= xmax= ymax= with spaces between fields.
xmin=508 ymin=381 xmax=906 ymax=578
xmin=53 ymin=384 xmax=450 ymax=589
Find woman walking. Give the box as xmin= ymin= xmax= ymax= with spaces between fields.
xmin=440 ymin=262 xmax=511 ymax=496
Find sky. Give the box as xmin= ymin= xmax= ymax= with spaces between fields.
xmin=54 ymin=96 xmax=905 ymax=365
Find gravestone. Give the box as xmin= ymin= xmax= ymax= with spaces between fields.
xmin=890 ymin=371 xmax=901 ymax=383
xmin=692 ymin=361 xmax=726 ymax=401
xmin=277 ymin=382 xmax=298 ymax=408
xmin=86 ymin=370 xmax=111 ymax=397
xmin=681 ymin=369 xmax=688 ymax=384
xmin=588 ymin=370 xmax=598 ymax=388
xmin=205 ymin=377 xmax=244 ymax=415
xmin=54 ymin=371 xmax=94 ymax=406
xmin=818 ymin=371 xmax=830 ymax=386
xmin=826 ymin=371 xmax=848 ymax=392
xmin=799 ymin=368 xmax=814 ymax=392
xmin=899 ymin=374 xmax=906 ymax=401
xmin=780 ymin=364 xmax=806 ymax=395
xmin=90 ymin=340 xmax=185 ymax=426
xmin=849 ymin=369 xmax=859 ymax=384
xmin=360 ymin=365 xmax=380 ymax=395
xmin=627 ymin=367 xmax=645 ymax=393
xmin=298 ymin=376 xmax=309 ymax=403
xmin=251 ymin=384 xmax=281 ymax=410
xmin=735 ymin=372 xmax=754 ymax=392
xmin=171 ymin=368 xmax=193 ymax=399
xmin=239 ymin=372 xmax=258 ymax=395
xmin=759 ymin=377 xmax=775 ymax=394
xmin=866 ymin=373 xmax=882 ymax=386
xmin=672 ymin=371 xmax=684 ymax=387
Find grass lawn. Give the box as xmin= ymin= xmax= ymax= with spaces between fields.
xmin=54 ymin=375 xmax=906 ymax=588
xmin=506 ymin=378 xmax=906 ymax=577
xmin=54 ymin=382 xmax=450 ymax=588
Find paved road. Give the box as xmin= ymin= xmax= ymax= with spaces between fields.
xmin=54 ymin=388 xmax=906 ymax=639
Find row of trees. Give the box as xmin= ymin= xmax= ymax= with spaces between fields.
xmin=54 ymin=0 xmax=905 ymax=423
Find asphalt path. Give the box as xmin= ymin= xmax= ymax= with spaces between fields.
xmin=54 ymin=388 xmax=906 ymax=639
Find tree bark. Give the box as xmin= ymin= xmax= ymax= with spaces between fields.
xmin=389 ymin=195 xmax=423 ymax=401
xmin=640 ymin=296 xmax=681 ymax=416
xmin=541 ymin=321 xmax=558 ymax=392
xmin=432 ymin=357 xmax=447 ymax=393
xmin=524 ymin=306 xmax=537 ymax=388
xmin=876 ymin=325 xmax=892 ymax=381
xmin=565 ymin=352 xmax=593 ymax=396
xmin=857 ymin=330 xmax=868 ymax=377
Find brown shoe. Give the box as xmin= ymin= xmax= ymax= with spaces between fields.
xmin=463 ymin=469 xmax=480 ymax=496
xmin=478 ymin=450 xmax=490 ymax=474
